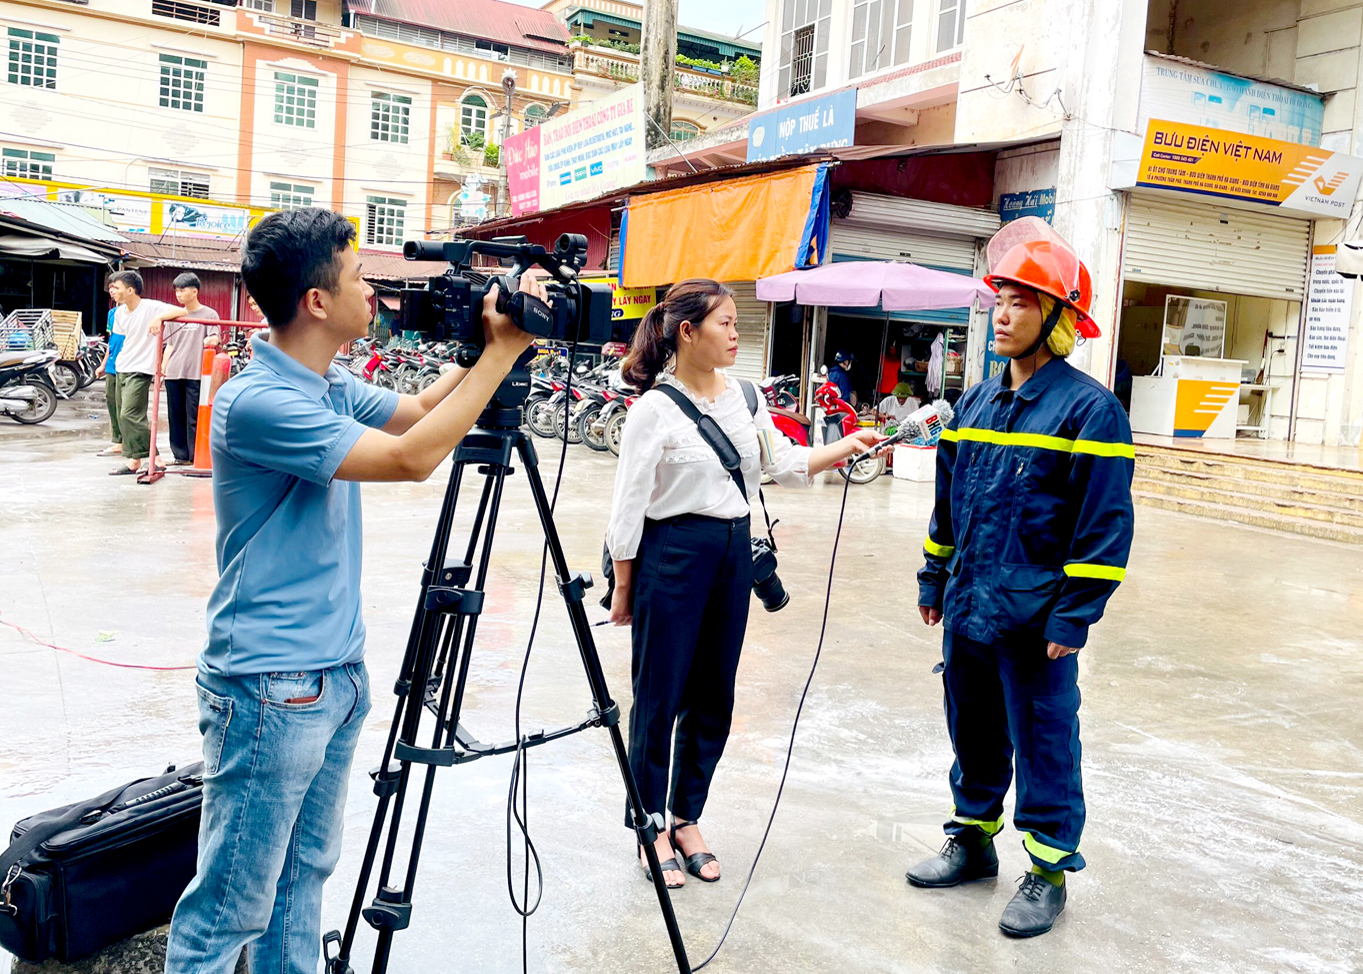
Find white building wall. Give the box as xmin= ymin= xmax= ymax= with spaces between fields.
xmin=0 ymin=0 xmax=244 ymax=202
xmin=342 ymin=65 xmax=434 ymax=249
xmin=248 ymin=54 xmax=339 ymax=210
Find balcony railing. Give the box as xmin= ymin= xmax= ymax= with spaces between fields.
xmin=572 ymin=47 xmax=758 ymax=108
xmin=249 ymin=11 xmax=346 ymax=48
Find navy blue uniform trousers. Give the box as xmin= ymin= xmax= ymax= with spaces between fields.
xmin=942 ymin=629 xmax=1086 ymax=871
xmin=626 ymin=514 xmax=753 ymax=826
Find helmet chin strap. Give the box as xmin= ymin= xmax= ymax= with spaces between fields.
xmin=1012 ymin=297 xmax=1065 ymax=361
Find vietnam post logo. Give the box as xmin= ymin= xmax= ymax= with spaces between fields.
xmin=1313 ymin=171 xmax=1349 ymax=195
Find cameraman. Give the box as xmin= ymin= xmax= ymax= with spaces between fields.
xmin=165 ymin=209 xmax=537 ymax=974
xmin=606 ymin=279 xmax=882 ymax=888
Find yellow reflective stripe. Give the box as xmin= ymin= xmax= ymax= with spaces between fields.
xmin=952 ymin=427 xmax=1134 ymax=459
xmin=1064 ymin=563 xmax=1126 ymax=581
xmin=939 ymin=428 xmax=959 ymax=442
xmin=1073 ymin=439 xmax=1136 ymax=459
xmin=924 ymin=536 xmax=955 ymax=558
xmin=953 ymin=813 xmax=1004 ymax=836
xmin=1023 ymin=833 xmax=1078 ymax=865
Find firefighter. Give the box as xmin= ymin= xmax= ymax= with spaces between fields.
xmin=909 ymin=219 xmax=1134 ymax=938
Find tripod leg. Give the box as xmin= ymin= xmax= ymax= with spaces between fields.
xmin=515 ymin=433 xmax=693 ymax=974
xmin=328 ymin=458 xmax=481 ymax=973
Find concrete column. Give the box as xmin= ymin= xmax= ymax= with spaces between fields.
xmin=1051 ymin=0 xmax=1147 ymax=385
xmin=640 ymin=0 xmax=679 ymax=149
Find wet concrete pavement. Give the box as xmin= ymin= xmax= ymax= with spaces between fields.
xmin=2 ymin=420 xmax=1361 ymax=974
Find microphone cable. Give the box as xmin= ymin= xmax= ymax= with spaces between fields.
xmin=690 ymin=458 xmax=856 ymax=970
xmin=506 ymin=329 xmax=580 ymax=973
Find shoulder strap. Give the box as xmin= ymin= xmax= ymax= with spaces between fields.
xmin=739 ymin=379 xmax=758 ymax=416
xmin=0 ymin=778 xmax=137 ymax=883
xmin=653 ymin=383 xmax=748 ymax=503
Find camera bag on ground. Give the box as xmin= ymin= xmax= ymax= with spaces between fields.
xmin=600 ymin=379 xmax=775 ymax=608
xmin=0 ymin=762 xmax=204 ymax=963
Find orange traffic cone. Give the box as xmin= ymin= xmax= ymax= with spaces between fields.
xmin=182 ymin=350 xmax=233 ymax=478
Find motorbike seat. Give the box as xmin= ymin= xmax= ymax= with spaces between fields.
xmin=0 ymin=350 xmax=40 ymax=368
xmin=769 ymin=405 xmax=811 ymax=428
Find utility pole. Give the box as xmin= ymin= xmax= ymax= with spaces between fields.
xmin=640 ymin=0 xmax=677 ymax=150
xmin=499 ymin=70 xmax=516 ymax=217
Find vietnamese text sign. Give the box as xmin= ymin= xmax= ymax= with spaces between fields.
xmin=1163 ymin=295 xmax=1226 ymax=360
xmin=1137 ymin=119 xmax=1363 ymax=219
xmin=999 ymin=188 xmax=1055 ymax=224
xmin=746 ymin=89 xmax=856 ymax=163
xmin=611 ymin=284 xmax=655 ymax=320
xmin=504 ymin=125 xmax=541 ymax=217
xmin=538 ymin=84 xmax=645 ymax=212
xmin=1140 ymin=57 xmax=1324 ymax=146
xmin=1302 ymin=245 xmax=1353 ymax=373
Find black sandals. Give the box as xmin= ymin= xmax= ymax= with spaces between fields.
xmin=670 ymin=821 xmax=720 ymax=883
xmin=639 ymin=841 xmax=685 ymax=889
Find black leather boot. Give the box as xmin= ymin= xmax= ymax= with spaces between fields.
xmin=905 ymin=834 xmax=999 ymax=888
xmin=998 ymin=872 xmax=1067 ymax=937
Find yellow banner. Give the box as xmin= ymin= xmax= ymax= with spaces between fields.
xmin=611 ymin=284 xmax=655 ymax=321
xmin=1137 ymin=119 xmax=1363 ymax=218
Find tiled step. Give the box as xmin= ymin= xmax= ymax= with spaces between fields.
xmin=1132 ymin=491 xmax=1363 ymax=545
xmin=1132 ymin=476 xmax=1363 ymax=529
xmin=1135 ymin=446 xmax=1363 ymax=495
xmin=1132 ymin=465 xmax=1363 ymax=515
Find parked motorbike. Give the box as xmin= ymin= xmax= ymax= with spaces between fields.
xmin=761 ymin=371 xmax=885 ymax=484
xmin=0 ymin=348 xmax=60 ymax=424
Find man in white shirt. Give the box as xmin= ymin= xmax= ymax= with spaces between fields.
xmin=106 ymin=270 xmax=177 ymax=476
xmin=878 ymin=382 xmax=921 ymax=426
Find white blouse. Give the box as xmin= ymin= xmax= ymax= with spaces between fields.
xmin=605 ymin=372 xmax=814 ymax=560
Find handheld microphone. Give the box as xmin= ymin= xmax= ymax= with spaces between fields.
xmin=847 ymin=400 xmax=955 ymax=466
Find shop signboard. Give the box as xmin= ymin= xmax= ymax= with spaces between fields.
xmin=162 ymin=200 xmax=251 ymax=238
xmin=1302 ymin=245 xmax=1352 ymax=373
xmin=611 ymin=284 xmax=654 ymax=321
xmin=984 ymin=189 xmax=1057 ymax=381
xmin=1162 ymin=295 xmax=1226 ymax=360
xmin=1139 ymin=56 xmax=1324 ymax=146
xmin=746 ymin=89 xmax=857 ymax=163
xmin=1136 ymin=119 xmax=1363 ymax=219
xmin=537 ymin=84 xmax=645 ymax=212
xmin=998 ymin=189 xmax=1055 ymax=224
xmin=504 ymin=125 xmax=541 ymax=217
xmin=57 ymin=189 xmax=154 ymax=233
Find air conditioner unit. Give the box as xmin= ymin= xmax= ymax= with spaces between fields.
xmin=1338 ymin=239 xmax=1363 ymax=278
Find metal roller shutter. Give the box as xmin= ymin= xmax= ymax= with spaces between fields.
xmin=726 ymin=281 xmax=770 ymax=382
xmin=608 ymin=225 xmax=620 ymax=276
xmin=1122 ymin=195 xmax=1310 ymax=300
xmin=829 ymin=223 xmax=976 ymax=271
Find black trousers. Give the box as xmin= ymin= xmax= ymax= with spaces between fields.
xmin=626 ymin=514 xmax=753 ymax=827
xmin=165 ymin=378 xmax=201 ymax=462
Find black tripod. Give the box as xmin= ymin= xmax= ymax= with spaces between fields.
xmin=323 ymin=409 xmax=691 ymax=974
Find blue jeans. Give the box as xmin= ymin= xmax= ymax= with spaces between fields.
xmin=165 ymin=662 xmax=371 ymax=974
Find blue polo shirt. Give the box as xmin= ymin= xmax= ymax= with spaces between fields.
xmin=202 ymin=335 xmax=400 ymax=676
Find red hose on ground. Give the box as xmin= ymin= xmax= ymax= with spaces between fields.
xmin=0 ymin=610 xmax=196 ymax=671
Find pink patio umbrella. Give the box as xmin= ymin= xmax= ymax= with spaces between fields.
xmin=755 ymin=260 xmax=994 ymax=311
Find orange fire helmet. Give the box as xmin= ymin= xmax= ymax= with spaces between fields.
xmin=983 ymin=218 xmax=1100 ymax=339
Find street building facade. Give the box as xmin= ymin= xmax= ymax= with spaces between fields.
xmin=552 ymin=0 xmax=1363 ymax=449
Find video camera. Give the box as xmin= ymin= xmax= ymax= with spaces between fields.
xmin=398 ymin=233 xmax=624 ymax=424
xmin=399 ymin=233 xmax=618 ymax=351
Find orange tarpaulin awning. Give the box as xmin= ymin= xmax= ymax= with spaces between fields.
xmin=619 ymin=164 xmax=830 ymax=288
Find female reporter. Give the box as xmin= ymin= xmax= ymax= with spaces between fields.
xmin=606 ymin=279 xmax=882 ymax=888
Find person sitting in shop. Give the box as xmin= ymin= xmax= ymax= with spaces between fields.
xmin=877 ymin=382 xmax=921 ymax=426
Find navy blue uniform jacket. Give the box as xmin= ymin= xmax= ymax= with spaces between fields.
xmin=917 ymin=358 xmax=1135 ymax=649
